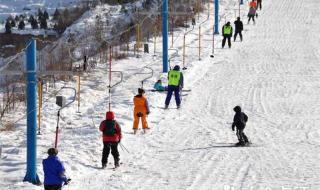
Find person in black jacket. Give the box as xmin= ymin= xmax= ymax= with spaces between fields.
xmin=234 ymin=17 xmax=243 ymax=41
xmin=231 ymin=106 xmax=249 ymax=146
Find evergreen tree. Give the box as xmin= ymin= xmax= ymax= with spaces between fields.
xmin=44 ymin=10 xmax=49 ymax=20
xmin=31 ymin=18 xmax=38 ymax=29
xmin=38 ymin=9 xmax=44 ymax=21
xmin=18 ymin=20 xmax=25 ymax=30
xmin=15 ymin=15 xmax=20 ymax=22
xmin=11 ymin=19 xmax=16 ymax=27
xmin=28 ymin=15 xmax=35 ymax=23
xmin=5 ymin=20 xmax=12 ymax=34
xmin=53 ymin=8 xmax=60 ymax=21
xmin=40 ymin=17 xmax=48 ymax=29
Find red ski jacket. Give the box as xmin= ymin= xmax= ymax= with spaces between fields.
xmin=99 ymin=120 xmax=122 ymax=142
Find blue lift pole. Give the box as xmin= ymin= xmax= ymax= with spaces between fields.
xmin=162 ymin=0 xmax=168 ymax=73
xmin=214 ymin=0 xmax=219 ymax=34
xmin=23 ymin=39 xmax=40 ymax=185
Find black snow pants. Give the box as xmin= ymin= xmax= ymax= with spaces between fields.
xmin=222 ymin=35 xmax=232 ymax=48
xmin=44 ymin=185 xmax=62 ymax=190
xmin=102 ymin=142 xmax=120 ymax=166
xmin=257 ymin=0 xmax=262 ymax=10
xmin=248 ymin=15 xmax=255 ymax=24
xmin=236 ymin=127 xmax=249 ymax=144
xmin=234 ymin=30 xmax=243 ymax=41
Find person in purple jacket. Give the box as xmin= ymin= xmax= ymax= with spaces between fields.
xmin=42 ymin=148 xmax=71 ymax=190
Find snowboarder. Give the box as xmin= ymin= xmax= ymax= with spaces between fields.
xmin=257 ymin=0 xmax=262 ymax=10
xmin=165 ymin=65 xmax=184 ymax=109
xmin=99 ymin=111 xmax=122 ymax=168
xmin=234 ymin=17 xmax=243 ymax=41
xmin=231 ymin=106 xmax=249 ymax=146
xmin=222 ymin=22 xmax=233 ymax=48
xmin=43 ymin=148 xmax=71 ymax=190
xmin=154 ymin=79 xmax=167 ymax=91
xmin=247 ymin=7 xmax=257 ymax=24
xmin=133 ymin=88 xmax=150 ymax=134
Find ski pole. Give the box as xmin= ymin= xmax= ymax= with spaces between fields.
xmin=119 ymin=143 xmax=130 ymax=153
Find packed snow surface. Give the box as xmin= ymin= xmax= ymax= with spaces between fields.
xmin=0 ymin=0 xmax=320 ymax=189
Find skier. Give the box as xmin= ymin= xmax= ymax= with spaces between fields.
xmin=165 ymin=65 xmax=184 ymax=109
xmin=231 ymin=106 xmax=249 ymax=146
xmin=43 ymin=148 xmax=71 ymax=190
xmin=99 ymin=111 xmax=122 ymax=168
xmin=154 ymin=79 xmax=167 ymax=91
xmin=234 ymin=17 xmax=243 ymax=41
xmin=257 ymin=0 xmax=262 ymax=10
xmin=247 ymin=6 xmax=257 ymax=24
xmin=133 ymin=88 xmax=150 ymax=134
xmin=222 ymin=22 xmax=233 ymax=48
xmin=249 ymin=0 xmax=257 ymax=9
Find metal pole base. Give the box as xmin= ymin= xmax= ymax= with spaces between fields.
xmin=23 ymin=173 xmax=41 ymax=185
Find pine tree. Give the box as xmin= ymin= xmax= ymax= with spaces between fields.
xmin=31 ymin=18 xmax=38 ymax=29
xmin=5 ymin=20 xmax=12 ymax=34
xmin=28 ymin=15 xmax=35 ymax=23
xmin=15 ymin=15 xmax=20 ymax=22
xmin=38 ymin=9 xmax=44 ymax=21
xmin=40 ymin=17 xmax=47 ymax=29
xmin=11 ymin=19 xmax=16 ymax=27
xmin=44 ymin=10 xmax=49 ymax=20
xmin=18 ymin=20 xmax=25 ymax=30
xmin=53 ymin=8 xmax=60 ymax=21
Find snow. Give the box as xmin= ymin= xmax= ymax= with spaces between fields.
xmin=1 ymin=0 xmax=320 ymax=189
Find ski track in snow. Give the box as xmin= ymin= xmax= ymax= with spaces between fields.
xmin=1 ymin=0 xmax=320 ymax=189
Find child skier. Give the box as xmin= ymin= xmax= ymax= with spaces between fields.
xmin=231 ymin=106 xmax=249 ymax=146
xmin=99 ymin=111 xmax=122 ymax=168
xmin=153 ymin=79 xmax=167 ymax=91
xmin=43 ymin=148 xmax=71 ymax=190
xmin=133 ymin=88 xmax=150 ymax=134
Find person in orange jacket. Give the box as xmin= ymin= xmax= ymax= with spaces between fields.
xmin=249 ymin=0 xmax=257 ymax=9
xmin=133 ymin=88 xmax=150 ymax=134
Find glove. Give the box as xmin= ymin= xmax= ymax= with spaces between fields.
xmin=118 ymin=139 xmax=121 ymax=143
xmin=146 ymin=111 xmax=150 ymax=115
xmin=65 ymin=178 xmax=71 ymax=185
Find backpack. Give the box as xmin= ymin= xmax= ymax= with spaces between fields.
xmin=240 ymin=113 xmax=248 ymax=126
xmin=103 ymin=120 xmax=116 ymax=136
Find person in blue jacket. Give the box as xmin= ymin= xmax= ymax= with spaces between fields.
xmin=43 ymin=148 xmax=71 ymax=190
xmin=153 ymin=79 xmax=167 ymax=91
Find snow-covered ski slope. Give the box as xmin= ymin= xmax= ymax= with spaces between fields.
xmin=1 ymin=0 xmax=320 ymax=189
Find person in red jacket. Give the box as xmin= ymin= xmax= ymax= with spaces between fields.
xmin=99 ymin=111 xmax=122 ymax=168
